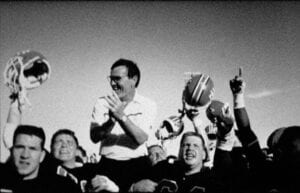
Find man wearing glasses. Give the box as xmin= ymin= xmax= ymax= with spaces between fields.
xmin=90 ymin=58 xmax=157 ymax=192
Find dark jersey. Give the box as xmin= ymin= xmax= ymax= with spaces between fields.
xmin=234 ymin=107 xmax=300 ymax=193
xmin=62 ymin=163 xmax=98 ymax=192
xmin=34 ymin=151 xmax=100 ymax=192
xmin=95 ymin=156 xmax=150 ymax=192
xmin=0 ymin=162 xmax=81 ymax=193
xmin=150 ymin=160 xmax=227 ymax=193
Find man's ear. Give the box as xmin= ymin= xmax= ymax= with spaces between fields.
xmin=131 ymin=75 xmax=138 ymax=87
xmin=40 ymin=149 xmax=46 ymax=163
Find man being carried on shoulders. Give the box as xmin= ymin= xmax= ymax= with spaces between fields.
xmin=90 ymin=59 xmax=157 ymax=191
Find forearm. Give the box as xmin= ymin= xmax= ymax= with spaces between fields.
xmin=118 ymin=117 xmax=148 ymax=145
xmin=216 ymin=128 xmax=236 ymax=152
xmin=233 ymin=93 xmax=258 ymax=147
xmin=3 ymin=100 xmax=22 ymax=149
xmin=90 ymin=118 xmax=115 ymax=143
xmin=233 ymin=102 xmax=266 ymax=168
xmin=3 ymin=123 xmax=18 ymax=149
xmin=192 ymin=117 xmax=209 ymax=146
xmin=234 ymin=108 xmax=259 ymax=148
xmin=7 ymin=100 xmax=21 ymax=124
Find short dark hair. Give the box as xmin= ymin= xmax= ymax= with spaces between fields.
xmin=13 ymin=125 xmax=46 ymax=149
xmin=111 ymin=58 xmax=141 ymax=87
xmin=180 ymin=131 xmax=209 ymax=162
xmin=50 ymin=129 xmax=79 ymax=149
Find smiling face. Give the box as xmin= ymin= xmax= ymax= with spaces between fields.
xmin=12 ymin=134 xmax=45 ymax=180
xmin=52 ymin=134 xmax=77 ymax=165
xmin=109 ymin=65 xmax=137 ymax=102
xmin=179 ymin=135 xmax=206 ymax=173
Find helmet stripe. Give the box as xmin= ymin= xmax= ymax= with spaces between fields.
xmin=192 ymin=74 xmax=210 ymax=104
xmin=191 ymin=74 xmax=204 ymax=101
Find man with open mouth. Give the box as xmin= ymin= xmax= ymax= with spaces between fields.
xmin=90 ymin=58 xmax=157 ymax=192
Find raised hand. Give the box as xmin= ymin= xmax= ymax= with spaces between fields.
xmin=185 ymin=105 xmax=201 ymax=121
xmin=206 ymin=100 xmax=234 ymax=138
xmin=218 ymin=103 xmax=234 ymax=137
xmin=230 ymin=67 xmax=246 ymax=95
xmin=104 ymin=91 xmax=127 ymax=121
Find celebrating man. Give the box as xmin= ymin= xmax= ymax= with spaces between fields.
xmin=0 ymin=125 xmax=81 ymax=193
xmin=90 ymin=58 xmax=157 ymax=191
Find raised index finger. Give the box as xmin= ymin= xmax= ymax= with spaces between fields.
xmin=239 ymin=67 xmax=243 ymax=77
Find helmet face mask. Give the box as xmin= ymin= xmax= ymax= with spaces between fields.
xmin=156 ymin=115 xmax=184 ymax=140
xmin=4 ymin=56 xmax=23 ymax=93
xmin=4 ymin=50 xmax=51 ymax=92
xmin=4 ymin=50 xmax=51 ymax=107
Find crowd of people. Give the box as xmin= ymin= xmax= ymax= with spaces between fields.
xmin=1 ymin=58 xmax=299 ymax=193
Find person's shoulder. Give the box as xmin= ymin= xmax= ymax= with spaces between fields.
xmin=200 ymin=166 xmax=213 ymax=174
xmin=0 ymin=162 xmax=6 ymax=169
xmin=0 ymin=160 xmax=17 ymax=174
xmin=39 ymin=151 xmax=61 ymax=175
xmin=135 ymin=93 xmax=157 ymax=107
xmin=71 ymin=163 xmax=98 ymax=179
xmin=0 ymin=161 xmax=17 ymax=187
xmin=95 ymin=96 xmax=107 ymax=104
xmin=52 ymin=173 xmax=76 ymax=183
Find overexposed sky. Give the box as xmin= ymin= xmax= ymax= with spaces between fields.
xmin=1 ymin=1 xmax=299 ymax=160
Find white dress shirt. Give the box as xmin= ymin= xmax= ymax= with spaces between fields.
xmin=90 ymin=92 xmax=157 ymax=160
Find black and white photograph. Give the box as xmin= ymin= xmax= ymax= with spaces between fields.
xmin=0 ymin=1 xmax=299 ymax=193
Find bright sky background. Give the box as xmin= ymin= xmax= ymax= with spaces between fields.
xmin=1 ymin=1 xmax=299 ymax=161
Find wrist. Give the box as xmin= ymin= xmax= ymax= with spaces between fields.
xmin=233 ymin=93 xmax=245 ymax=109
xmin=119 ymin=114 xmax=128 ymax=123
xmin=217 ymin=129 xmax=236 ymax=151
xmin=109 ymin=116 xmax=116 ymax=123
xmin=192 ymin=117 xmax=202 ymax=128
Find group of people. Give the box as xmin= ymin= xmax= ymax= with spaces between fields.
xmin=1 ymin=58 xmax=299 ymax=193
